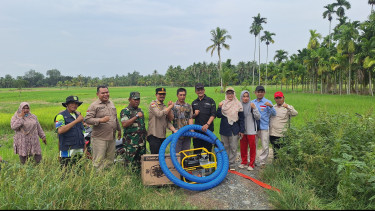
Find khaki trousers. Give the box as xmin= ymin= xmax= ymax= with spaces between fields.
xmin=221 ymin=134 xmax=239 ymax=168
xmin=257 ymin=130 xmax=269 ymax=165
xmin=91 ymin=137 xmax=115 ymax=170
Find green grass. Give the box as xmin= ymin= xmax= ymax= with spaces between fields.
xmin=0 ymin=85 xmax=374 ymax=209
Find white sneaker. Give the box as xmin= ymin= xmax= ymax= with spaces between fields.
xmin=247 ymin=166 xmax=254 ymax=171
xmin=238 ymin=164 xmax=245 ymax=169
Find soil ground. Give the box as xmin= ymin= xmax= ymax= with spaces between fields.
xmin=184 ymin=149 xmax=276 ymax=210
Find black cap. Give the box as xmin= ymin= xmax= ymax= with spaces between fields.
xmin=255 ymin=85 xmax=265 ymax=91
xmin=62 ymin=96 xmax=83 ymax=107
xmin=129 ymin=92 xmax=140 ymax=99
xmin=156 ymin=87 xmax=166 ymax=94
xmin=195 ymin=83 xmax=204 ymax=89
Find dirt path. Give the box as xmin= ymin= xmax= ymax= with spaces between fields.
xmin=184 ymin=149 xmax=275 ymax=210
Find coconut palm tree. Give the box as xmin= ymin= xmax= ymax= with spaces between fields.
xmin=261 ymin=31 xmax=275 ymax=87
xmin=206 ymin=27 xmax=232 ymax=92
xmin=274 ymin=49 xmax=288 ymax=88
xmin=323 ymin=4 xmax=336 ymax=48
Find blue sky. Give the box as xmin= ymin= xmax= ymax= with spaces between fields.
xmin=0 ymin=0 xmax=370 ymax=78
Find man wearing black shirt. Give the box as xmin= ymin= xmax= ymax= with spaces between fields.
xmin=191 ymin=83 xmax=216 ymax=153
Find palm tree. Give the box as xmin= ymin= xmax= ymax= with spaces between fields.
xmin=261 ymin=31 xmax=275 ymax=87
xmin=206 ymin=27 xmax=232 ymax=92
xmin=274 ymin=49 xmax=288 ymax=89
xmin=250 ymin=13 xmax=267 ymax=86
xmin=323 ymin=4 xmax=336 ymax=48
xmin=370 ymin=0 xmax=375 ymax=13
xmin=332 ymin=0 xmax=351 ymax=20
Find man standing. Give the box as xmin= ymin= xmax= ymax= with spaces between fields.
xmin=191 ymin=83 xmax=216 ymax=153
xmin=251 ymin=85 xmax=276 ymax=168
xmin=172 ymin=88 xmax=194 ymax=158
xmin=119 ymin=92 xmax=147 ymax=170
xmin=147 ymin=87 xmax=177 ymax=154
xmin=85 ymin=85 xmax=122 ymax=170
xmin=269 ymin=91 xmax=298 ymax=159
xmin=55 ymin=96 xmax=85 ymax=166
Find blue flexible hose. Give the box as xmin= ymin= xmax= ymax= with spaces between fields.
xmin=158 ymin=124 xmax=229 ymax=191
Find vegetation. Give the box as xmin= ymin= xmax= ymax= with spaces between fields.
xmin=261 ymin=111 xmax=375 ymax=210
xmin=1 ymin=1 xmax=374 ymax=96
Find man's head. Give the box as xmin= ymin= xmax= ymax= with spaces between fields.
xmin=225 ymin=87 xmax=235 ymax=101
xmin=177 ymin=88 xmax=186 ymax=103
xmin=155 ymin=87 xmax=166 ymax=102
xmin=195 ymin=83 xmax=205 ymax=98
xmin=97 ymin=85 xmax=109 ymax=103
xmin=129 ymin=91 xmax=141 ymax=108
xmin=62 ymin=96 xmax=83 ymax=112
xmin=274 ymin=91 xmax=285 ymax=105
xmin=255 ymin=85 xmax=265 ymax=100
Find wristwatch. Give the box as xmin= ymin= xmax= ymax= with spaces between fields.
xmin=135 ymin=114 xmax=139 ymax=118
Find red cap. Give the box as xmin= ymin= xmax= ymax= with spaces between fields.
xmin=274 ymin=91 xmax=284 ymax=98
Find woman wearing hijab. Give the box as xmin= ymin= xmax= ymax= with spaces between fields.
xmin=239 ymin=90 xmax=261 ymax=171
xmin=216 ymin=87 xmax=245 ymax=171
xmin=10 ymin=102 xmax=47 ymax=164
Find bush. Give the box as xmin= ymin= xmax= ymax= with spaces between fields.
xmin=266 ymin=110 xmax=375 ymax=209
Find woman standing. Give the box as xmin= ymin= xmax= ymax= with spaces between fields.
xmin=11 ymin=102 xmax=47 ymax=164
xmin=238 ymin=90 xmax=261 ymax=170
xmin=217 ymin=87 xmax=244 ymax=171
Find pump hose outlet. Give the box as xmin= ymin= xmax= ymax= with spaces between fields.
xmin=158 ymin=124 xmax=229 ymax=191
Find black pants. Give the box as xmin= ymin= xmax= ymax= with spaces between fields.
xmin=192 ymin=137 xmax=213 ymax=154
xmin=270 ymin=136 xmax=284 ymax=159
xmin=19 ymin=154 xmax=42 ymax=165
xmin=59 ymin=154 xmax=83 ymax=167
xmin=147 ymin=135 xmax=166 ymax=154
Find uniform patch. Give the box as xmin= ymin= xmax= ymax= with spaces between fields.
xmin=151 ymin=103 xmax=157 ymax=107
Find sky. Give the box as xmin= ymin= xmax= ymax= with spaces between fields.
xmin=0 ymin=0 xmax=370 ymax=78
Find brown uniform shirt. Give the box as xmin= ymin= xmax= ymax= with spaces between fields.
xmin=147 ymin=100 xmax=173 ymax=139
xmin=85 ymin=99 xmax=121 ymax=140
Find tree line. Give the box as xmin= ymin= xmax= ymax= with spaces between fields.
xmin=1 ymin=0 xmax=374 ymax=96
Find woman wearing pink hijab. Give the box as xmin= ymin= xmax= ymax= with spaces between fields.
xmin=10 ymin=102 xmax=47 ymax=164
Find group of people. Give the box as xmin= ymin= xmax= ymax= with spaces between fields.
xmin=8 ymin=83 xmax=297 ymax=173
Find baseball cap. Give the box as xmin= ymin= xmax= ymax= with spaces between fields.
xmin=195 ymin=83 xmax=204 ymax=89
xmin=129 ymin=91 xmax=140 ymax=99
xmin=274 ymin=91 xmax=284 ymax=98
xmin=156 ymin=87 xmax=166 ymax=94
xmin=255 ymin=85 xmax=265 ymax=91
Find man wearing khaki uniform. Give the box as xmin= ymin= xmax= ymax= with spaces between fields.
xmin=147 ymin=87 xmax=177 ymax=154
xmin=85 ymin=85 xmax=122 ymax=170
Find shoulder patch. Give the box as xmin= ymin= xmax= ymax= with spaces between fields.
xmin=151 ymin=103 xmax=157 ymax=107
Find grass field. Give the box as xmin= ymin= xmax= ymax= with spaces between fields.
xmin=0 ymin=85 xmax=374 ymax=209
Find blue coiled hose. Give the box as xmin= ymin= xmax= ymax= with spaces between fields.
xmin=158 ymin=124 xmax=229 ymax=191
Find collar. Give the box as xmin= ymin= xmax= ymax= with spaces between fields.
xmin=175 ymin=100 xmax=187 ymax=106
xmin=196 ymin=94 xmax=207 ymax=101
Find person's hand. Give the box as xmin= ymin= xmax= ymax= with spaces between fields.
xmin=265 ymin=101 xmax=273 ymax=107
xmin=137 ymin=112 xmax=143 ymax=118
xmin=194 ymin=110 xmax=200 ymax=117
xmin=218 ymin=102 xmax=223 ymax=108
xmin=283 ymin=103 xmax=289 ymax=108
xmin=239 ymin=132 xmax=244 ymax=139
xmin=42 ymin=137 xmax=47 ymax=145
xmin=202 ymin=124 xmax=209 ymax=132
xmin=100 ymin=116 xmax=110 ymax=123
xmin=76 ymin=114 xmax=84 ymax=123
xmin=117 ymin=131 xmax=122 ymax=140
xmin=250 ymin=102 xmax=256 ymax=109
xmin=18 ymin=110 xmax=26 ymax=118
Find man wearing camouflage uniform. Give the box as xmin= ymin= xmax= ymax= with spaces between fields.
xmin=119 ymin=92 xmax=147 ymax=170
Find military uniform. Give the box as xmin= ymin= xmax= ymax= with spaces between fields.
xmin=120 ymin=102 xmax=146 ymax=169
